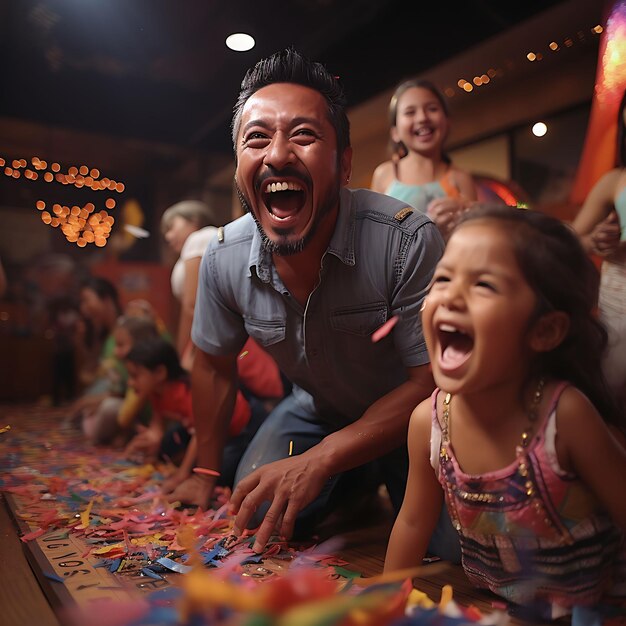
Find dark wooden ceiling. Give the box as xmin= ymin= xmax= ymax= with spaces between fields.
xmin=1 ymin=0 xmax=569 ymax=156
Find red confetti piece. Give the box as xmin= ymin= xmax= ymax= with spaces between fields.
xmin=371 ymin=315 xmax=399 ymax=343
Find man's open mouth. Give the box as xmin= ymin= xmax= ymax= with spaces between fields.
xmin=263 ymin=180 xmax=305 ymax=220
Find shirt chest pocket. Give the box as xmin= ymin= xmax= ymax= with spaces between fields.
xmin=330 ymin=301 xmax=388 ymax=337
xmin=243 ymin=316 xmax=286 ymax=347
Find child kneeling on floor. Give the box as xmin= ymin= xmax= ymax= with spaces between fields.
xmin=124 ymin=336 xmax=251 ymax=495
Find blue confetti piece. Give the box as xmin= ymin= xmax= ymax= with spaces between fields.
xmin=141 ymin=567 xmax=164 ymax=580
xmin=43 ymin=571 xmax=65 ymax=583
xmin=109 ymin=558 xmax=122 ymax=572
xmin=156 ymin=557 xmax=192 ymax=574
xmin=199 ymin=545 xmax=229 ymax=565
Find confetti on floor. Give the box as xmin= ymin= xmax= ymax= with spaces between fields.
xmin=0 ymin=405 xmax=516 ymax=625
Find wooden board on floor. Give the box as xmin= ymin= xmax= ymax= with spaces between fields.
xmin=2 ymin=493 xmax=173 ymax=619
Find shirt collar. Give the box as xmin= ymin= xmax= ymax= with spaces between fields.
xmin=327 ymin=187 xmax=356 ymax=266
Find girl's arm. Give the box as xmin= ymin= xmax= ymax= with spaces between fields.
xmin=572 ymin=170 xmax=620 ymax=255
xmin=177 ymin=256 xmax=202 ymax=357
xmin=384 ymin=398 xmax=444 ymax=572
xmin=370 ymin=160 xmax=393 ymax=193
xmin=556 ymin=387 xmax=626 ymax=530
xmin=453 ymin=168 xmax=478 ymax=203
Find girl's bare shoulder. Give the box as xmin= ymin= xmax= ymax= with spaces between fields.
xmin=371 ymin=159 xmax=394 ymax=192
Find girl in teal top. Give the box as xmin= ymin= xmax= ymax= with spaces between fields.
xmin=371 ymin=79 xmax=477 ymax=241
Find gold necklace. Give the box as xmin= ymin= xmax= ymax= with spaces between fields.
xmin=440 ymin=379 xmax=551 ymax=527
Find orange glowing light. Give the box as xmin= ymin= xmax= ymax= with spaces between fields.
xmin=8 ymin=154 xmax=127 ymax=249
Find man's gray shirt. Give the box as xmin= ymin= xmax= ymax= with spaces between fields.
xmin=192 ymin=187 xmax=444 ymax=427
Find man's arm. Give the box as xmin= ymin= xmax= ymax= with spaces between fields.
xmin=165 ymin=347 xmax=238 ymax=508
xmin=230 ymin=363 xmax=434 ymax=552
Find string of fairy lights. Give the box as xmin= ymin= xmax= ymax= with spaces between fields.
xmin=1 ymin=156 xmax=124 ymax=248
xmin=444 ymin=23 xmax=604 ymax=97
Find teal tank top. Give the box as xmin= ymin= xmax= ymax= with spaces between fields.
xmin=384 ymin=179 xmax=446 ymax=214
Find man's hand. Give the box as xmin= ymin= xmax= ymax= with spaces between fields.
xmin=590 ymin=211 xmax=621 ymax=257
xmin=162 ymin=468 xmax=188 ymax=495
xmin=229 ymin=454 xmax=330 ymax=553
xmin=164 ymin=473 xmax=215 ymax=509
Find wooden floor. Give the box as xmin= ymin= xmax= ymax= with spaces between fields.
xmin=0 ymin=403 xmax=563 ymax=626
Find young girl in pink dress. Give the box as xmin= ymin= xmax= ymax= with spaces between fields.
xmin=385 ymin=205 xmax=625 ymax=622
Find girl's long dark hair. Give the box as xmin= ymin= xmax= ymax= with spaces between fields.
xmin=457 ymin=205 xmax=621 ymax=430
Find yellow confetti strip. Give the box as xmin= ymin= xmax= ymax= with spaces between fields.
xmin=92 ymin=542 xmax=125 ymax=555
xmin=438 ymin=584 xmax=453 ymax=612
xmin=0 ymin=425 xmax=11 ymax=434
xmin=80 ymin=498 xmax=94 ymax=528
xmin=407 ymin=588 xmax=435 ymax=610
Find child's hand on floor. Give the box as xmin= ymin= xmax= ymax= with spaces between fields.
xmin=125 ymin=423 xmax=163 ymax=463
xmin=162 ymin=469 xmax=187 ymax=495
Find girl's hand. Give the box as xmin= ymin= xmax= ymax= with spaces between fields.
xmin=427 ymin=197 xmax=466 ymax=240
xmin=589 ymin=211 xmax=621 ymax=257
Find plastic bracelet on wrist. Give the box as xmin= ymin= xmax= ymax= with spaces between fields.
xmin=192 ymin=467 xmax=220 ymax=477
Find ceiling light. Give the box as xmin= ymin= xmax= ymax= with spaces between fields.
xmin=226 ymin=33 xmax=255 ymax=52
xmin=532 ymin=122 xmax=548 ymax=137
